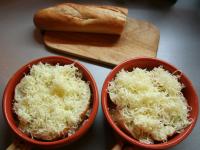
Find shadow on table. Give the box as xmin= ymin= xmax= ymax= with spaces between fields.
xmin=2 ymin=124 xmax=14 ymax=149
xmin=103 ymin=117 xmax=116 ymax=150
xmin=103 ymin=117 xmax=147 ymax=150
xmin=110 ymin=0 xmax=177 ymax=9
xmin=1 ymin=0 xmax=177 ymax=10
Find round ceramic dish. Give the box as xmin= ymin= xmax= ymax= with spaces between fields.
xmin=101 ymin=57 xmax=198 ymax=149
xmin=3 ymin=56 xmax=99 ymax=148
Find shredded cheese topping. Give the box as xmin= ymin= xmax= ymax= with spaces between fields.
xmin=14 ymin=63 xmax=91 ymax=140
xmin=108 ymin=67 xmax=191 ymax=144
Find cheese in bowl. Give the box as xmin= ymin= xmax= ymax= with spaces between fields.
xmin=13 ymin=62 xmax=91 ymax=141
xmin=108 ymin=66 xmax=191 ymax=144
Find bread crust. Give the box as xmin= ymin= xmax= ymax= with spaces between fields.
xmin=34 ymin=3 xmax=128 ymax=35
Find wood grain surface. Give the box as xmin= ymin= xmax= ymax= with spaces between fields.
xmin=44 ymin=18 xmax=160 ymax=66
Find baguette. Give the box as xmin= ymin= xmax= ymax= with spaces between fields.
xmin=34 ymin=3 xmax=128 ymax=35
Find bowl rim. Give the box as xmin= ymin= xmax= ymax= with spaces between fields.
xmin=101 ymin=57 xmax=199 ymax=149
xmin=2 ymin=56 xmax=99 ymax=147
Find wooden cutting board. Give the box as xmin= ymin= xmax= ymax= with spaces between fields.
xmin=44 ymin=18 xmax=160 ymax=66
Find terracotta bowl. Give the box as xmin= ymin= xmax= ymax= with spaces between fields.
xmin=101 ymin=57 xmax=198 ymax=149
xmin=3 ymin=56 xmax=99 ymax=148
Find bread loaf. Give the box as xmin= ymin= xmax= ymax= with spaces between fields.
xmin=34 ymin=3 xmax=128 ymax=35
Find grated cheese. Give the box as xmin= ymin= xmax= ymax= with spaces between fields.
xmin=14 ymin=63 xmax=91 ymax=140
xmin=108 ymin=67 xmax=191 ymax=144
